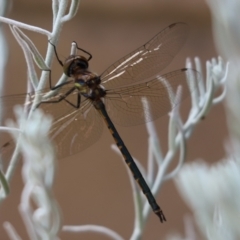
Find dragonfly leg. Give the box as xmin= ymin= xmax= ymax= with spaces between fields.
xmin=73 ymin=41 xmax=92 ymax=61
xmin=41 ymin=68 xmax=73 ymax=90
xmin=38 ymin=87 xmax=81 ymax=109
xmin=63 ymin=92 xmax=81 ymax=109
xmin=48 ymin=40 xmax=64 ymax=67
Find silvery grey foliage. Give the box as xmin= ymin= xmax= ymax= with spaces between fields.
xmin=5 ymin=106 xmax=60 ymax=240
xmin=112 ymin=56 xmax=227 ymax=240
xmin=172 ymin=1 xmax=240 ymax=240
xmin=0 ymin=0 xmax=228 ymax=239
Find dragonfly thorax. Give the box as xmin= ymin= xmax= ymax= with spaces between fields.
xmin=88 ymin=87 xmax=106 ymax=100
xmin=75 ymin=78 xmax=106 ymax=100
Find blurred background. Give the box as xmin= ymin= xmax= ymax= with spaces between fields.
xmin=0 ymin=0 xmax=227 ymax=239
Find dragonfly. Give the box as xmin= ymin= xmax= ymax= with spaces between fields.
xmin=0 ymin=22 xmax=199 ymax=222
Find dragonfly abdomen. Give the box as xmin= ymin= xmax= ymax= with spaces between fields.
xmin=96 ymin=101 xmax=166 ymax=222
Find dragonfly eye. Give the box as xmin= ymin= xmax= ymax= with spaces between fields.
xmin=63 ymin=55 xmax=89 ymax=77
xmin=76 ymin=59 xmax=89 ymax=69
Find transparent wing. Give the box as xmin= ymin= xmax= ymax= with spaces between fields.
xmin=0 ymin=86 xmax=103 ymax=167
xmin=0 ymin=85 xmax=79 ymax=123
xmin=101 ymin=22 xmax=189 ymax=89
xmin=105 ymin=68 xmax=199 ymax=126
xmin=47 ymin=99 xmax=103 ymax=158
xmin=0 ymin=91 xmax=49 ymax=171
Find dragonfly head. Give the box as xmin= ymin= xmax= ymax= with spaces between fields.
xmin=63 ymin=55 xmax=89 ymax=77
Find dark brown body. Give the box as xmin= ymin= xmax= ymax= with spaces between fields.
xmin=70 ymin=67 xmax=166 ymax=222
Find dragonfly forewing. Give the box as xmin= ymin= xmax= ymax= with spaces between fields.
xmin=101 ymin=22 xmax=189 ymax=89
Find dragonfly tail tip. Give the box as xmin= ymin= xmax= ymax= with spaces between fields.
xmin=156 ymin=210 xmax=167 ymax=223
